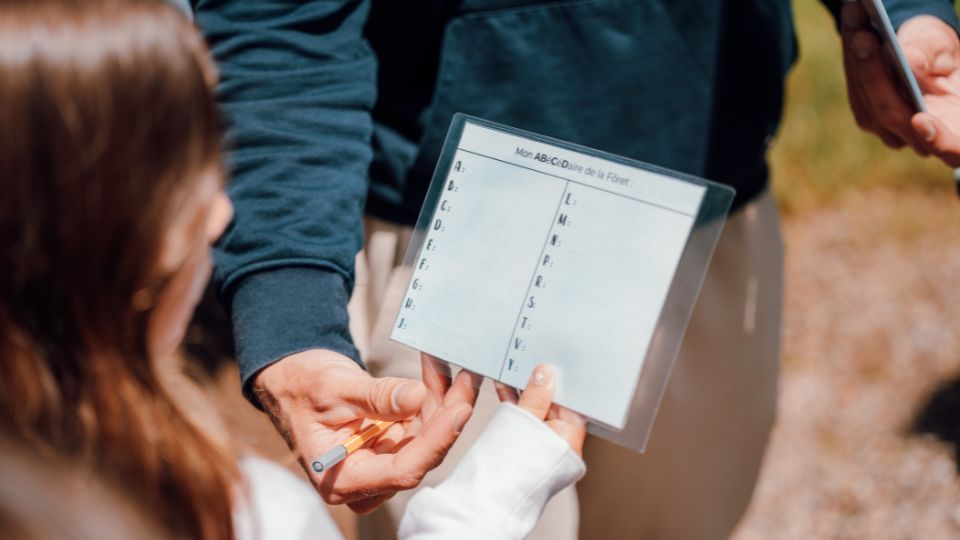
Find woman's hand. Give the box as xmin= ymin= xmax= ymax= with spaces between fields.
xmin=495 ymin=364 xmax=586 ymax=455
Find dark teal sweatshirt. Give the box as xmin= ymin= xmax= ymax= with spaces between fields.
xmin=192 ymin=0 xmax=958 ymax=401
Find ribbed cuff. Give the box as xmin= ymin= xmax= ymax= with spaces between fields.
xmin=397 ymin=403 xmax=585 ymax=539
xmin=228 ymin=267 xmax=362 ymax=405
xmin=446 ymin=403 xmax=585 ymax=538
xmin=887 ymin=0 xmax=960 ymax=35
xmin=478 ymin=403 xmax=587 ymax=510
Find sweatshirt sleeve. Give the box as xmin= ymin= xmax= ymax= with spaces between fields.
xmin=398 ymin=403 xmax=586 ymax=540
xmin=818 ymin=0 xmax=959 ymax=34
xmin=192 ymin=0 xmax=375 ymax=400
xmin=885 ymin=0 xmax=959 ymax=33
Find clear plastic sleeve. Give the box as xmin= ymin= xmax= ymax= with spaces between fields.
xmin=389 ymin=114 xmax=734 ymax=452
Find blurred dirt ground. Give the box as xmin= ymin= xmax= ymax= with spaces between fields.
xmin=733 ymin=186 xmax=960 ymax=539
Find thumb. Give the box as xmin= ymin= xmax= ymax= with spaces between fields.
xmin=517 ymin=364 xmax=556 ymax=420
xmin=913 ymin=112 xmax=960 ymax=166
xmin=902 ymin=44 xmax=932 ymax=78
xmin=902 ymin=43 xmax=955 ymax=92
xmin=346 ymin=374 xmax=427 ymax=421
xmin=900 ymin=17 xmax=960 ymax=80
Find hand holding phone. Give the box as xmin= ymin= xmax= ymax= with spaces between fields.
xmin=859 ymin=0 xmax=928 ymax=112
xmin=842 ymin=1 xmax=960 ymax=178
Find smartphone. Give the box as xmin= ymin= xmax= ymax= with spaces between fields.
xmin=860 ymin=0 xmax=928 ymax=112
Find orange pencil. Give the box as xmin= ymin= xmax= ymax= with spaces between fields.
xmin=311 ymin=420 xmax=395 ymax=473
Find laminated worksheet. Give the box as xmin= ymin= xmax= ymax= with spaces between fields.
xmin=391 ymin=115 xmax=733 ymax=450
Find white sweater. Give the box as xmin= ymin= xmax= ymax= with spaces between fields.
xmin=236 ymin=403 xmax=586 ymax=539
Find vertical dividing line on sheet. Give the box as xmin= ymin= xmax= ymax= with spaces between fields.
xmin=498 ymin=180 xmax=571 ymax=380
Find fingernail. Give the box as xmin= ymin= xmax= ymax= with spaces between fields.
xmin=530 ymin=365 xmax=554 ymax=387
xmin=933 ymin=53 xmax=954 ymax=74
xmin=919 ymin=118 xmax=937 ymax=141
xmin=453 ymin=407 xmax=471 ymax=434
xmin=852 ymin=33 xmax=874 ymax=60
xmin=391 ymin=382 xmax=409 ymax=412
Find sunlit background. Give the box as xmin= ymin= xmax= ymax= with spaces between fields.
xmin=770 ymin=3 xmax=955 ymax=209
xmin=734 ymin=3 xmax=960 ymax=537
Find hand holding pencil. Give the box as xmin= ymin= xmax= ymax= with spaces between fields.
xmin=253 ymin=350 xmax=480 ymax=514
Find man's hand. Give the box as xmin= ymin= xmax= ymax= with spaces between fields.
xmin=842 ymin=2 xmax=960 ymax=166
xmin=253 ymin=349 xmax=480 ymax=514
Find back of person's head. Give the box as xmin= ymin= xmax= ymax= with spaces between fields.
xmin=0 ymin=1 xmax=236 ymax=538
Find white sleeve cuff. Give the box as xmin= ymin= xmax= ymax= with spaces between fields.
xmin=399 ymin=403 xmax=585 ymax=539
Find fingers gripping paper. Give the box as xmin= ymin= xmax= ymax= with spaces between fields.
xmin=390 ymin=115 xmax=733 ymax=450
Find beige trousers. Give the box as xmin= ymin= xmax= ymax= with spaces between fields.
xmin=349 ymin=190 xmax=783 ymax=540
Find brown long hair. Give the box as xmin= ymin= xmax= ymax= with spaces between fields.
xmin=0 ymin=1 xmax=236 ymax=538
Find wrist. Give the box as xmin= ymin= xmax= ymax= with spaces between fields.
xmin=225 ymin=267 xmax=362 ymax=402
xmin=900 ymin=15 xmax=954 ymax=36
xmin=252 ymin=349 xmax=362 ymax=406
xmin=889 ymin=5 xmax=960 ymax=38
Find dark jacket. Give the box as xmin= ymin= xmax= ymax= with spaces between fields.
xmin=193 ymin=0 xmax=959 ymax=399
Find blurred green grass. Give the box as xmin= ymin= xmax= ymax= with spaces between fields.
xmin=769 ymin=2 xmax=955 ymax=214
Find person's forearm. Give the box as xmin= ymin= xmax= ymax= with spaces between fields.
xmin=193 ymin=0 xmax=376 ymax=396
xmin=231 ymin=268 xmax=360 ymax=403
